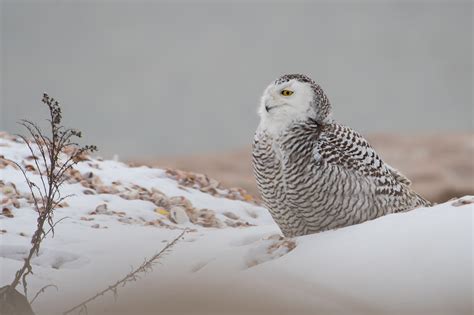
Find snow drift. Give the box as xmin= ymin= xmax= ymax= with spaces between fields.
xmin=0 ymin=133 xmax=472 ymax=315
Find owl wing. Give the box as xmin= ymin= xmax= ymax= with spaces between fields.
xmin=313 ymin=124 xmax=409 ymax=196
xmin=385 ymin=164 xmax=412 ymax=186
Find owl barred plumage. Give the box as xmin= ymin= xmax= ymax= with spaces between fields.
xmin=252 ymin=74 xmax=430 ymax=237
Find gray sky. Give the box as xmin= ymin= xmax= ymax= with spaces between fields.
xmin=1 ymin=1 xmax=472 ymax=159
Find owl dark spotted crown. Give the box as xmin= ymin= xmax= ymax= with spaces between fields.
xmin=275 ymin=74 xmax=315 ymax=85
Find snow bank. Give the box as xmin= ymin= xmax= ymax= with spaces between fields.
xmin=0 ymin=134 xmax=472 ymax=315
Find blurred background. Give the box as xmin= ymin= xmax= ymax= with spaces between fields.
xmin=1 ymin=0 xmax=473 ymax=202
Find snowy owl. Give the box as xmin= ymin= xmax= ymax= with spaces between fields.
xmin=252 ymin=74 xmax=431 ymax=237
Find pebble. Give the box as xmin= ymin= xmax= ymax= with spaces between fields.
xmin=169 ymin=206 xmax=189 ymax=224
xmin=2 ymin=207 xmax=14 ymax=218
xmin=151 ymin=192 xmax=170 ymax=208
xmin=94 ymin=203 xmax=108 ymax=214
xmin=169 ymin=196 xmax=192 ymax=209
xmin=223 ymin=211 xmax=239 ymax=220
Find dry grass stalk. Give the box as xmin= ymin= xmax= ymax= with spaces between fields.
xmin=63 ymin=229 xmax=187 ymax=315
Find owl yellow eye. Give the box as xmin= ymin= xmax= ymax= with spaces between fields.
xmin=281 ymin=90 xmax=294 ymax=96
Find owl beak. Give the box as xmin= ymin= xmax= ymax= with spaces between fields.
xmin=265 ymin=100 xmax=275 ymax=112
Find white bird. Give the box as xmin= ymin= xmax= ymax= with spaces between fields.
xmin=252 ymin=74 xmax=430 ymax=237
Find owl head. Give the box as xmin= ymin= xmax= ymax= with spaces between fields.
xmin=258 ymin=74 xmax=332 ymax=135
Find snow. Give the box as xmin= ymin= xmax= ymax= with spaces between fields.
xmin=0 ymin=135 xmax=472 ymax=315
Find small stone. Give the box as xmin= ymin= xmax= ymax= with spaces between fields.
xmin=127 ymin=191 xmax=140 ymax=200
xmin=91 ymin=223 xmax=100 ymax=229
xmin=118 ymin=217 xmax=134 ymax=224
xmin=194 ymin=208 xmax=222 ymax=228
xmin=91 ymin=176 xmax=103 ymax=187
xmin=80 ymin=180 xmax=90 ymax=187
xmin=169 ymin=206 xmax=189 ymax=224
xmin=208 ymin=178 xmax=220 ymax=189
xmin=95 ymin=203 xmax=108 ymax=214
xmin=223 ymin=211 xmax=239 ymax=220
xmin=151 ymin=192 xmax=170 ymax=208
xmin=2 ymin=207 xmax=13 ymax=218
xmin=169 ymin=196 xmax=193 ymax=209
xmin=245 ymin=208 xmax=258 ymax=219
xmin=150 ymin=187 xmax=163 ymax=194
xmin=452 ymin=198 xmax=474 ymax=207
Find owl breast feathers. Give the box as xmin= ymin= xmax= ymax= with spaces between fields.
xmin=253 ymin=74 xmax=430 ymax=237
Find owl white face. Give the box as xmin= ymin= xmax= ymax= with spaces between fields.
xmin=258 ymin=79 xmax=315 ymax=136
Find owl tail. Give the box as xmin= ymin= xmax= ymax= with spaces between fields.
xmin=413 ymin=191 xmax=432 ymax=207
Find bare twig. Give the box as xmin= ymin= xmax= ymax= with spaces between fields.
xmin=29 ymin=284 xmax=59 ymax=305
xmin=63 ymin=230 xmax=187 ymax=315
xmin=41 ymin=216 xmax=70 ymax=241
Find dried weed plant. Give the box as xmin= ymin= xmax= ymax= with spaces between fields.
xmin=1 ymin=94 xmax=186 ymax=315
xmin=1 ymin=94 xmax=96 ymax=314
